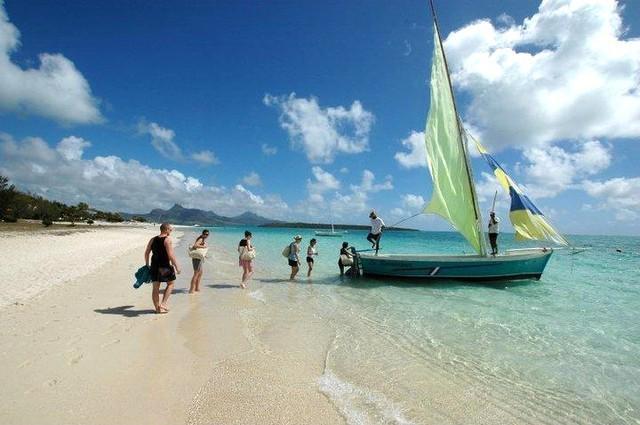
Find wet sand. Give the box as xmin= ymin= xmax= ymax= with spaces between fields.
xmin=0 ymin=227 xmax=345 ymax=425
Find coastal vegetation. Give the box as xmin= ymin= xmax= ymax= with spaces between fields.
xmin=0 ymin=175 xmax=124 ymax=225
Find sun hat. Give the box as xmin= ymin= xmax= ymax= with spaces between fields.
xmin=293 ymin=235 xmax=303 ymax=240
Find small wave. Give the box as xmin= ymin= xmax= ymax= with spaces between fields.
xmin=248 ymin=289 xmax=266 ymax=303
xmin=318 ymin=371 xmax=414 ymax=425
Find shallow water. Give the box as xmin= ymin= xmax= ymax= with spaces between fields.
xmin=192 ymin=226 xmax=640 ymax=424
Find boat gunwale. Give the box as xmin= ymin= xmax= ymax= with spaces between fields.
xmin=357 ymin=248 xmax=553 ymax=263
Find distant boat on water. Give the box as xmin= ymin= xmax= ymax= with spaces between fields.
xmin=315 ymin=224 xmax=345 ymax=237
xmin=358 ymin=1 xmax=569 ymax=282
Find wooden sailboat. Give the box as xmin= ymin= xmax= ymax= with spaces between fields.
xmin=358 ymin=2 xmax=566 ymax=282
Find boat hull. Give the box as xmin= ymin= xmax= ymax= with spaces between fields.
xmin=314 ymin=231 xmax=344 ymax=237
xmin=357 ymin=248 xmax=553 ymax=282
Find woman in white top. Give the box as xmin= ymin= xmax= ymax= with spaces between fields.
xmin=306 ymin=238 xmax=318 ymax=277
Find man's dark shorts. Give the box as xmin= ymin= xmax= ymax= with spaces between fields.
xmin=151 ymin=266 xmax=176 ymax=283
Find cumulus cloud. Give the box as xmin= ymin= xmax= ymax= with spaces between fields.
xmin=402 ymin=194 xmax=425 ymax=210
xmin=191 ymin=150 xmax=219 ymax=165
xmin=306 ymin=166 xmax=341 ymax=203
xmin=264 ymin=93 xmax=374 ymax=163
xmin=241 ymin=171 xmax=262 ymax=187
xmin=443 ymin=0 xmax=640 ymax=150
xmin=350 ymin=170 xmax=393 ymax=193
xmin=261 ymin=144 xmax=277 ymax=156
xmin=138 ymin=121 xmax=183 ymax=160
xmin=299 ymin=168 xmax=392 ymax=219
xmin=0 ymin=2 xmax=102 ymax=124
xmin=0 ymin=133 xmax=288 ymax=217
xmin=395 ymin=131 xmax=426 ymax=169
xmin=521 ymin=140 xmax=611 ymax=198
xmin=582 ymin=177 xmax=640 ymax=220
xmin=138 ymin=121 xmax=220 ymax=166
xmin=328 ymin=170 xmax=393 ymax=217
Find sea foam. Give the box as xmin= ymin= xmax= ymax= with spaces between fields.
xmin=318 ymin=371 xmax=414 ymax=425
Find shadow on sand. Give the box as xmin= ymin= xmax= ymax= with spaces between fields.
xmin=207 ymin=283 xmax=239 ymax=289
xmin=94 ymin=305 xmax=156 ymax=317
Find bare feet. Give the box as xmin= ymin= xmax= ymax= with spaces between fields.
xmin=240 ymin=282 xmax=247 ymax=289
xmin=156 ymin=306 xmax=169 ymax=314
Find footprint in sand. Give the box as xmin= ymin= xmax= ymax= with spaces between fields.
xmin=18 ymin=359 xmax=32 ymax=369
xmin=100 ymin=339 xmax=120 ymax=348
xmin=43 ymin=378 xmax=60 ymax=387
xmin=69 ymin=353 xmax=83 ymax=365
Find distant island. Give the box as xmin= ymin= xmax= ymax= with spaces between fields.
xmin=121 ymin=204 xmax=282 ymax=226
xmin=260 ymin=222 xmax=417 ymax=231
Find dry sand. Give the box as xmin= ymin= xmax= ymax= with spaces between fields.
xmin=0 ymin=226 xmax=345 ymax=425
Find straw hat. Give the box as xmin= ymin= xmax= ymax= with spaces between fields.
xmin=293 ymin=235 xmax=303 ymax=241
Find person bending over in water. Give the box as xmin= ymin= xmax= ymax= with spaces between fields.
xmin=338 ymin=241 xmax=354 ymax=276
xmin=189 ymin=229 xmax=209 ymax=293
xmin=306 ymin=238 xmax=318 ymax=277
xmin=145 ymin=223 xmax=181 ymax=314
xmin=288 ymin=235 xmax=303 ymax=280
xmin=238 ymin=230 xmax=255 ymax=289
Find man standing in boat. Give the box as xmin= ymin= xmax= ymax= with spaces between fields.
xmin=367 ymin=210 xmax=385 ymax=254
xmin=488 ymin=211 xmax=500 ymax=255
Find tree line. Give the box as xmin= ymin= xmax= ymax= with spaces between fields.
xmin=0 ymin=175 xmax=145 ymax=225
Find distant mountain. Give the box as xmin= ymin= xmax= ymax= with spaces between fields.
xmin=121 ymin=204 xmax=280 ymax=226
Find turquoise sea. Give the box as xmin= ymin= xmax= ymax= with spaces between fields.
xmin=190 ymin=226 xmax=640 ymax=424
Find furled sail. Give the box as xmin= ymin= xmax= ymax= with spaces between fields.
xmin=424 ymin=23 xmax=484 ymax=255
xmin=473 ymin=139 xmax=569 ymax=246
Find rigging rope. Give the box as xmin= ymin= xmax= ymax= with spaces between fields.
xmin=388 ymin=212 xmax=423 ymax=229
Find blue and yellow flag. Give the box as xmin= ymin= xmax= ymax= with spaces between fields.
xmin=473 ymin=140 xmax=569 ymax=246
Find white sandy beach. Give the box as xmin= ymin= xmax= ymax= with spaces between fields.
xmin=0 ymin=225 xmax=346 ymax=425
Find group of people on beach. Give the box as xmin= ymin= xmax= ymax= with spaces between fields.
xmin=142 ymin=210 xmax=387 ymax=314
xmin=143 ymin=209 xmax=502 ymax=313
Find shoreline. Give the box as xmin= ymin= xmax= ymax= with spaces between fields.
xmin=0 ymin=226 xmax=346 ymax=425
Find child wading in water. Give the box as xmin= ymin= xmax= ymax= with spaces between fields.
xmin=306 ymin=238 xmax=318 ymax=277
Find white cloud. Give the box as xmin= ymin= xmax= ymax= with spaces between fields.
xmin=339 ymin=167 xmax=349 ymax=174
xmin=521 ymin=140 xmax=611 ymax=198
xmin=0 ymin=133 xmax=289 ymax=218
xmin=328 ymin=170 xmax=393 ymax=217
xmin=582 ymin=177 xmax=640 ymax=220
xmin=402 ymin=194 xmax=425 ymax=210
xmin=241 ymin=171 xmax=262 ymax=187
xmin=138 ymin=121 xmax=183 ymax=160
xmin=390 ymin=207 xmax=405 ymax=217
xmin=191 ymin=150 xmax=219 ymax=165
xmin=350 ymin=170 xmax=393 ymax=193
xmin=0 ymin=2 xmax=102 ymax=124
xmin=56 ymin=136 xmax=91 ymax=161
xmin=306 ymin=166 xmax=341 ymax=203
xmin=264 ymin=93 xmax=374 ymax=163
xmin=395 ymin=131 xmax=426 ymax=169
xmin=443 ymin=0 xmax=640 ymax=151
xmin=261 ymin=144 xmax=277 ymax=156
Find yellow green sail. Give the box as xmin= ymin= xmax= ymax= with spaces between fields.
xmin=424 ymin=23 xmax=485 ymax=255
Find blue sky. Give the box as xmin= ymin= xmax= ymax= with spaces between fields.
xmin=0 ymin=0 xmax=639 ymax=236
